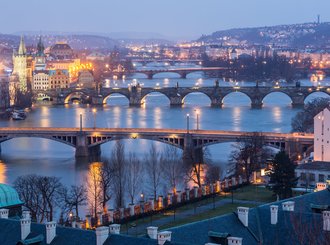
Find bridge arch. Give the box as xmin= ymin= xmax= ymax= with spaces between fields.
xmin=186 ymin=71 xmax=204 ymax=78
xmin=262 ymin=91 xmax=293 ymax=105
xmin=131 ymin=72 xmax=148 ymax=79
xmin=0 ymin=136 xmax=76 ymax=148
xmin=64 ymin=91 xmax=90 ymax=104
xmin=182 ymin=92 xmax=212 ymax=106
xmin=102 ymin=92 xmax=130 ymax=105
xmin=304 ymin=91 xmax=330 ymax=103
xmin=141 ymin=91 xmax=171 ymax=105
xmin=153 ymin=71 xmax=181 ymax=79
xmin=222 ymin=91 xmax=252 ymax=106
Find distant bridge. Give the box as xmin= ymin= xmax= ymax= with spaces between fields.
xmin=131 ymin=59 xmax=202 ymax=66
xmin=34 ymin=84 xmax=330 ymax=108
xmin=112 ymin=67 xmax=227 ymax=79
xmin=0 ymin=127 xmax=313 ymax=161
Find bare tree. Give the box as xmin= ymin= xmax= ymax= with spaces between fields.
xmin=14 ymin=175 xmax=63 ymax=222
xmin=99 ymin=161 xmax=114 ymax=212
xmin=205 ymin=164 xmax=222 ymax=184
xmin=86 ymin=162 xmax=103 ymax=218
xmin=229 ymin=132 xmax=270 ymax=183
xmin=111 ymin=141 xmax=126 ymax=208
xmin=145 ymin=143 xmax=162 ymax=199
xmin=36 ymin=176 xmax=63 ymax=222
xmin=161 ymin=146 xmax=185 ymax=193
xmin=14 ymin=175 xmax=43 ymax=221
xmin=126 ymin=153 xmax=142 ymax=204
xmin=60 ymin=185 xmax=87 ymax=219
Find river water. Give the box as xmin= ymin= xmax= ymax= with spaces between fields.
xmin=0 ymin=62 xmax=328 ymax=194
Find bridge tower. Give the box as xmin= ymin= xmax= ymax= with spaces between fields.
xmin=128 ymin=84 xmax=143 ymax=106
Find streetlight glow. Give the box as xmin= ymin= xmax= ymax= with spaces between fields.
xmin=186 ymin=113 xmax=190 ymax=133
xmin=92 ymin=108 xmax=97 ymax=129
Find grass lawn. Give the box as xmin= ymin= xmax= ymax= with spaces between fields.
xmin=226 ymin=184 xmax=276 ymax=203
xmin=158 ymin=202 xmax=256 ymax=230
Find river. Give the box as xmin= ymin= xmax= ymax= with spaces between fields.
xmin=0 ymin=62 xmax=328 ymax=200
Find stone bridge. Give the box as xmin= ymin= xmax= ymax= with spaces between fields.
xmin=132 ymin=67 xmax=228 ymax=79
xmin=34 ymin=83 xmax=330 ymax=108
xmin=0 ymin=127 xmax=313 ymax=163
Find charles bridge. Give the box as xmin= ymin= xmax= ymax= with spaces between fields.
xmin=0 ymin=127 xmax=313 ymax=162
xmin=34 ymin=82 xmax=330 ymax=108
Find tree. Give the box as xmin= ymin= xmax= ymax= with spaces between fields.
xmin=204 ymin=164 xmax=222 ymax=184
xmin=111 ymin=141 xmax=126 ymax=208
xmin=60 ymin=185 xmax=87 ymax=219
xmin=99 ymin=161 xmax=114 ymax=212
xmin=14 ymin=175 xmax=43 ymax=222
xmin=291 ymin=97 xmax=330 ymax=132
xmin=145 ymin=143 xmax=162 ymax=199
xmin=14 ymin=175 xmax=63 ymax=222
xmin=87 ymin=162 xmax=103 ymax=218
xmin=161 ymin=146 xmax=185 ymax=193
xmin=268 ymin=151 xmax=297 ymax=199
xmin=230 ymin=132 xmax=270 ymax=183
xmin=126 ymin=153 xmax=142 ymax=204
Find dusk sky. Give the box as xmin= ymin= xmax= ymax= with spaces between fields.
xmin=2 ymin=0 xmax=330 ymax=40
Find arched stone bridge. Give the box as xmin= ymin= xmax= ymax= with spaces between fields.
xmin=132 ymin=67 xmax=227 ymax=79
xmin=34 ymin=84 xmax=330 ymax=108
xmin=0 ymin=127 xmax=313 ymax=162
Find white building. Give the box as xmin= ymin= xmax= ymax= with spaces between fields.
xmin=32 ymin=71 xmax=49 ymax=91
xmin=314 ymin=108 xmax=330 ymax=161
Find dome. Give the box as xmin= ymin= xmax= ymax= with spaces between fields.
xmin=0 ymin=184 xmax=23 ymax=208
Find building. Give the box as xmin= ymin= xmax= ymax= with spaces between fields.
xmin=314 ymin=108 xmax=330 ymax=161
xmin=34 ymin=37 xmax=47 ymax=71
xmin=0 ymin=71 xmax=10 ymax=109
xmin=12 ymin=36 xmax=28 ymax=91
xmin=296 ymin=161 xmax=330 ymax=187
xmin=32 ymin=71 xmax=49 ymax=91
xmin=77 ymin=69 xmax=95 ymax=88
xmin=0 ymin=183 xmax=23 ymax=217
xmin=49 ymin=43 xmax=74 ymax=60
xmin=49 ymin=70 xmax=69 ymax=89
xmin=167 ymin=189 xmax=330 ymax=245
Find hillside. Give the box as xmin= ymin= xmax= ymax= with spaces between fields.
xmin=198 ymin=22 xmax=330 ymax=48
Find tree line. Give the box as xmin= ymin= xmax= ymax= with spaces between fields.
xmin=14 ymin=141 xmax=220 ymax=222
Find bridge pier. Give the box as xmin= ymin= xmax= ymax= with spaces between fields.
xmin=75 ymin=134 xmax=89 ymax=158
xmin=211 ymin=98 xmax=223 ymax=108
xmin=285 ymin=139 xmax=306 ymax=160
xmin=291 ymin=96 xmax=305 ymax=108
xmin=170 ymin=96 xmax=183 ymax=107
xmin=147 ymin=73 xmax=153 ymax=79
xmin=53 ymin=96 xmax=66 ymax=105
xmin=92 ymin=96 xmax=104 ymax=105
xmin=182 ymin=134 xmax=203 ymax=165
xmin=89 ymin=145 xmax=101 ymax=158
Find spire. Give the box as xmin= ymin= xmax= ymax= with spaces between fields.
xmin=37 ymin=36 xmax=45 ymax=56
xmin=18 ymin=35 xmax=26 ymax=55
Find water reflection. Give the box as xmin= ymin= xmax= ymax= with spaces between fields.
xmin=0 ymin=161 xmax=7 ymax=183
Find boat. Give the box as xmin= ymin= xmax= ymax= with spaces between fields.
xmin=11 ymin=110 xmax=26 ymax=120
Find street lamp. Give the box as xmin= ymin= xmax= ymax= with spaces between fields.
xmin=92 ymin=108 xmax=97 ymax=129
xmin=194 ymin=109 xmax=199 ymax=130
xmin=186 ymin=114 xmax=190 ymax=133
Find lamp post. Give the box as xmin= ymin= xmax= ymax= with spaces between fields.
xmin=92 ymin=108 xmax=97 ymax=129
xmin=194 ymin=109 xmax=199 ymax=130
xmin=186 ymin=114 xmax=190 ymax=133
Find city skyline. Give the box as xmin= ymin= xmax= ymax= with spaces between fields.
xmin=1 ymin=0 xmax=330 ymax=40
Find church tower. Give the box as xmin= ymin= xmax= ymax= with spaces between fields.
xmin=34 ymin=36 xmax=46 ymax=71
xmin=12 ymin=36 xmax=28 ymax=91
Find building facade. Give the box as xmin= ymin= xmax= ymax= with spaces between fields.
xmin=314 ymin=107 xmax=330 ymax=161
xmin=32 ymin=71 xmax=49 ymax=91
xmin=12 ymin=36 xmax=28 ymax=91
xmin=49 ymin=70 xmax=69 ymax=89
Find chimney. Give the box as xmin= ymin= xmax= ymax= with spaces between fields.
xmin=282 ymin=201 xmax=295 ymax=211
xmin=270 ymin=205 xmax=278 ymax=225
xmin=96 ymin=226 xmax=109 ymax=245
xmin=22 ymin=210 xmax=31 ymax=219
xmin=109 ymin=224 xmax=120 ymax=234
xmin=20 ymin=218 xmax=31 ymax=240
xmin=237 ymin=207 xmax=249 ymax=227
xmin=157 ymin=231 xmax=172 ymax=245
xmin=147 ymin=226 xmax=158 ymax=239
xmin=228 ymin=237 xmax=243 ymax=245
xmin=0 ymin=209 xmax=9 ymax=219
xmin=45 ymin=221 xmax=56 ymax=244
xmin=323 ymin=211 xmax=330 ymax=231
